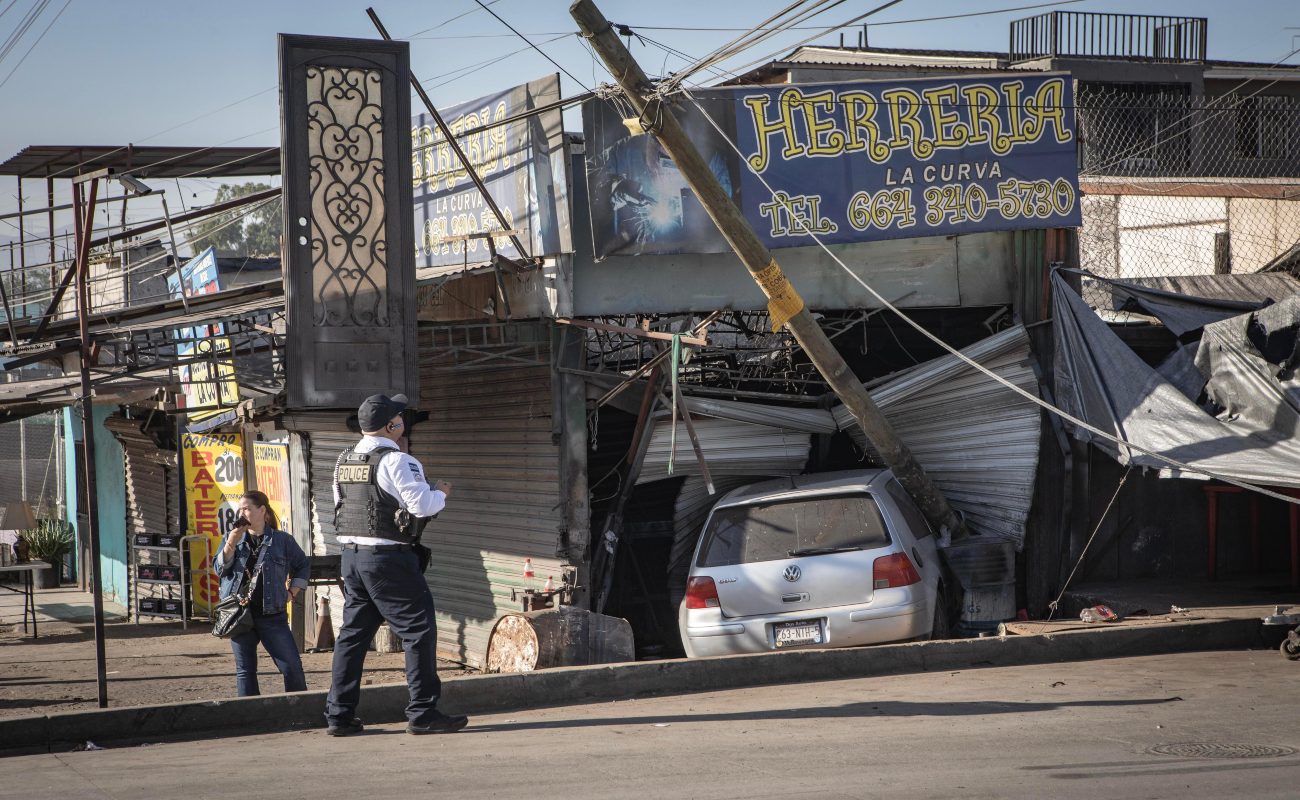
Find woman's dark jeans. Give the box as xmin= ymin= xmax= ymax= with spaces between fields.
xmin=230 ymin=612 xmax=307 ymax=697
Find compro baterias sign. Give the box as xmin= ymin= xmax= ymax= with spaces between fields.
xmin=583 ymin=73 xmax=1081 ymax=258
xmin=181 ymin=432 xmax=245 ymax=614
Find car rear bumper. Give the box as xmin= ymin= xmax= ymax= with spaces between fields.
xmin=679 ymin=595 xmax=930 ymax=658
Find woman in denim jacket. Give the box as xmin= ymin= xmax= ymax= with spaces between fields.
xmin=213 ymin=490 xmax=310 ymax=696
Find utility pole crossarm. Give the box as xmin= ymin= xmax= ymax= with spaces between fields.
xmin=570 ymin=0 xmax=970 ymax=542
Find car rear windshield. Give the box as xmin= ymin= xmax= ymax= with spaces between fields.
xmin=696 ymin=492 xmax=891 ymax=568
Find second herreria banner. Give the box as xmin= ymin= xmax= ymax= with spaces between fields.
xmin=583 ymin=73 xmax=1081 ymax=258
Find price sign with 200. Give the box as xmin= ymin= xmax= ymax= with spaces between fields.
xmin=924 ymin=178 xmax=1075 ymax=226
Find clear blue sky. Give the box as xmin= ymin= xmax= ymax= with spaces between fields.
xmin=1 ymin=0 xmax=1297 ymax=239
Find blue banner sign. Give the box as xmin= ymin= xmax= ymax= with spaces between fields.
xmin=583 ymin=73 xmax=1081 ymax=258
xmin=412 ymin=73 xmax=571 ymax=272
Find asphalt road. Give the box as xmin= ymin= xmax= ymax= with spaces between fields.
xmin=6 ymin=649 xmax=1299 ymax=799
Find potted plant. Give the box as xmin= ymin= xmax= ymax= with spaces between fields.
xmin=20 ymin=519 xmax=73 ymax=589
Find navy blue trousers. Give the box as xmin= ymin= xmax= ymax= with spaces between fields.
xmin=326 ymin=547 xmax=441 ymax=726
xmin=230 ymin=612 xmax=307 ymax=697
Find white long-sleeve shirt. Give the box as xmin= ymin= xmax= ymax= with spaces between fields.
xmin=334 ymin=435 xmax=446 ymax=547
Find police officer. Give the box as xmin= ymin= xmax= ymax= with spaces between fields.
xmin=325 ymin=393 xmax=468 ymax=736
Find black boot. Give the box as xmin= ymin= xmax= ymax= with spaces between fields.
xmin=407 ymin=710 xmax=468 ymax=734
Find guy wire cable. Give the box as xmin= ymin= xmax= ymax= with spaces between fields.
xmin=678 ymin=86 xmax=1300 ymax=507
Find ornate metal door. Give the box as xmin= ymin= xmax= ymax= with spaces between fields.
xmin=279 ymin=34 xmax=418 ymax=409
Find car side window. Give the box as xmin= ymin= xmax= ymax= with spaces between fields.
xmin=886 ymin=479 xmax=934 ymax=539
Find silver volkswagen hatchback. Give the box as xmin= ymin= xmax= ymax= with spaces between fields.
xmin=679 ymin=469 xmax=947 ymax=658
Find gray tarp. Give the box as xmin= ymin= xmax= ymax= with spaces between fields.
xmin=1053 ymin=272 xmax=1300 ymax=486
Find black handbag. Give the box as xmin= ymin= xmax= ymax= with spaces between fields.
xmin=211 ymin=534 xmax=270 ymax=639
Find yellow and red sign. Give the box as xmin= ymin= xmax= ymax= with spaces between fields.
xmin=181 ymin=432 xmax=245 ymax=614
xmin=251 ymin=441 xmax=292 ymax=535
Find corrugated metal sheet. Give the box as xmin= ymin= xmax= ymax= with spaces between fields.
xmin=665 ymin=475 xmax=768 ymax=608
xmin=657 ymin=396 xmax=837 ymax=434
xmin=303 ymin=427 xmax=354 ymax=639
xmin=637 ymin=418 xmax=811 ymax=485
xmin=413 ymin=323 xmax=564 ymax=667
xmin=832 ymin=325 xmax=1041 ymax=547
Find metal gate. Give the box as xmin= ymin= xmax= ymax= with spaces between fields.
xmin=413 ymin=322 xmax=564 ymax=667
xmin=281 ymin=412 xmax=357 ymax=638
xmin=105 ymin=416 xmax=180 ymax=618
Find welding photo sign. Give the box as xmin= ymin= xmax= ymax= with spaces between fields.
xmin=583 ymin=72 xmax=1081 ymax=258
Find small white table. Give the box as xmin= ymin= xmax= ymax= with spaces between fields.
xmin=0 ymin=560 xmax=51 ymax=638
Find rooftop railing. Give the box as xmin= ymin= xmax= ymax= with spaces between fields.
xmin=1010 ymin=12 xmax=1207 ymax=64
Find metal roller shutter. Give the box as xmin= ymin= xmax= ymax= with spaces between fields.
xmin=412 ymin=322 xmax=564 ymax=668
xmin=105 ymin=417 xmax=181 ymax=615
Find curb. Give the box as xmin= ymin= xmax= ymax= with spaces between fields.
xmin=0 ymin=615 xmax=1264 ymax=757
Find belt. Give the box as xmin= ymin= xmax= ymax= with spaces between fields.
xmin=343 ymin=543 xmax=412 ymax=552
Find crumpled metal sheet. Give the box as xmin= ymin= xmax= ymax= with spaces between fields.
xmin=1053 ymin=272 xmax=1300 ymax=486
xmin=833 ymin=324 xmax=1043 ymax=548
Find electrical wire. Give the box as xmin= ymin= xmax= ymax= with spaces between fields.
xmin=681 ymin=87 xmax=1300 ymax=506
xmin=404 ymin=0 xmax=502 ymax=39
xmin=0 ymin=0 xmax=64 ymax=92
xmin=0 ymin=0 xmax=49 ymax=68
xmin=471 ymin=0 xmax=590 ymax=91
xmin=619 ymin=1 xmax=1085 ymax=32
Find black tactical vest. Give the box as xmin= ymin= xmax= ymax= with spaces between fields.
xmin=333 ymin=446 xmax=412 ymax=543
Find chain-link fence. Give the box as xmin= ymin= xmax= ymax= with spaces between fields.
xmin=0 ymin=411 xmax=66 ymax=580
xmin=1076 ymin=85 xmax=1300 ymax=314
xmin=0 ymin=411 xmax=65 ymax=519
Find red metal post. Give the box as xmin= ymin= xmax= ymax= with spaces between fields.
xmin=73 ymin=176 xmax=108 ymax=709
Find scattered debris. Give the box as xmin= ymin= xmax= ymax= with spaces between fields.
xmin=1080 ymin=605 xmax=1119 ymax=623
xmin=653 ymin=723 xmax=670 ymax=727
xmin=1171 ymin=606 xmax=1189 ymax=613
xmin=1051 ymin=681 xmax=1066 ymax=687
xmin=78 ymin=741 xmax=105 ymax=751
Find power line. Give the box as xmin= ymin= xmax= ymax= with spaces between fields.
xmin=470 ymin=0 xmax=590 ymax=91
xmin=615 ymin=1 xmax=1085 ymax=33
xmin=403 ymin=0 xmax=502 ymax=39
xmin=0 ymin=0 xmax=50 ymax=70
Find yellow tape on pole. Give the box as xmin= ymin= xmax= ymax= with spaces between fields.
xmin=753 ymin=260 xmax=804 ymax=331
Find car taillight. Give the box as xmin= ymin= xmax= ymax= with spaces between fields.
xmin=873 ymin=552 xmax=921 ymax=589
xmin=685 ymin=576 xmax=721 ymax=609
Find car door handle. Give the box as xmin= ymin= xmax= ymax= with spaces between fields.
xmin=782 ymin=593 xmax=810 ymax=603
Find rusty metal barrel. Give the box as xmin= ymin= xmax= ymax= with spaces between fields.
xmin=485 ymin=606 xmax=635 ymax=673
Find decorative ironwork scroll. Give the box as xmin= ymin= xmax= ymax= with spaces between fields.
xmin=280 ymin=35 xmax=417 ymax=409
xmin=307 ymin=66 xmax=388 ymax=327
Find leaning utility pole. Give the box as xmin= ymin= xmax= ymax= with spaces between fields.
xmin=571 ymin=0 xmax=970 ymax=541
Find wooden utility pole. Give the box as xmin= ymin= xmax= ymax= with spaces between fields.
xmin=571 ymin=0 xmax=970 ymax=541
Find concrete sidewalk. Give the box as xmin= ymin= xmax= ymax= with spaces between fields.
xmin=0 ymin=586 xmax=126 ymax=628
xmin=0 ymin=609 xmax=1275 ymax=757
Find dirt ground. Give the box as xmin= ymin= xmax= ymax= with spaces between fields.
xmin=0 ymin=615 xmax=476 ymax=718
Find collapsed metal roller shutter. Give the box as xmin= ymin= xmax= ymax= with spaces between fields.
xmin=412 ymin=322 xmax=563 ymax=668
xmin=833 ymin=324 xmax=1042 ymax=548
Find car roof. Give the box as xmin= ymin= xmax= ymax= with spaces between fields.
xmin=715 ymin=469 xmax=891 ymax=508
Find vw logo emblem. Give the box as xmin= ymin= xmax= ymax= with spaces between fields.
xmin=783 ymin=565 xmax=801 ymax=582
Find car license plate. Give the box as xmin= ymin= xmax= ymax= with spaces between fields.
xmin=773 ymin=620 xmax=822 ymax=649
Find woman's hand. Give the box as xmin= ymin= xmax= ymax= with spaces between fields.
xmin=222 ymin=519 xmax=250 ymax=558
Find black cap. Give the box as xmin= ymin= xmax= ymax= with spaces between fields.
xmin=357 ymin=393 xmax=409 ymax=432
